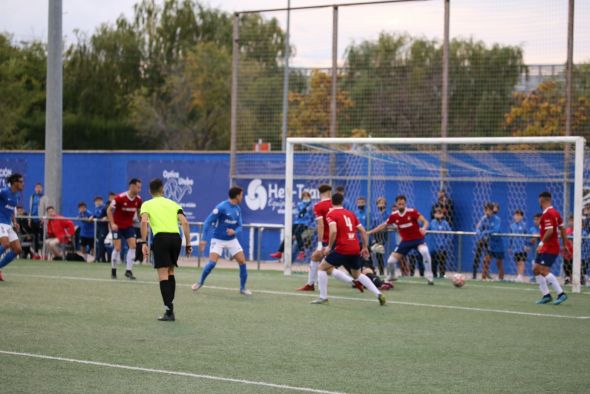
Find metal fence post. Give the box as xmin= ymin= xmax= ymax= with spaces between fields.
xmin=440 ymin=0 xmax=450 ymax=188
xmin=257 ymin=227 xmax=265 ymax=271
xmin=229 ymin=13 xmax=239 ymax=187
xmin=281 ymin=0 xmax=291 ymax=151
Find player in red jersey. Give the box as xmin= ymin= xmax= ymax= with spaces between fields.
xmin=534 ymin=192 xmax=569 ymax=305
xmin=107 ymin=178 xmax=142 ymax=280
xmin=297 ymin=184 xmax=333 ymax=291
xmin=311 ymin=193 xmax=386 ymax=305
xmin=368 ymin=195 xmax=434 ymax=285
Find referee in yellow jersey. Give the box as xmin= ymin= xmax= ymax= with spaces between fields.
xmin=140 ymin=178 xmax=192 ymax=321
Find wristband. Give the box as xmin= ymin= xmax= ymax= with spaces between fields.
xmin=538 ymin=241 xmax=544 ymax=248
xmin=317 ymin=241 xmax=323 ymax=250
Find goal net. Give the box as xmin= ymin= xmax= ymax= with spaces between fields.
xmin=284 ymin=137 xmax=587 ymax=293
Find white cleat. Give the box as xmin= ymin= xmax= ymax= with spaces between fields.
xmin=191 ymin=282 xmax=202 ymax=292
xmin=240 ymin=289 xmax=252 ymax=296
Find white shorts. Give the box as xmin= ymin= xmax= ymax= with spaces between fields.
xmin=209 ymin=238 xmax=243 ymax=257
xmin=0 ymin=223 xmax=19 ymax=243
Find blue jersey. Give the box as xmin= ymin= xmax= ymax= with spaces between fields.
xmin=203 ymin=200 xmax=243 ymax=242
xmin=294 ymin=200 xmax=314 ymax=226
xmin=529 ymin=225 xmax=540 ymax=249
xmin=509 ymin=221 xmax=528 ymax=253
xmin=0 ymin=187 xmax=18 ymax=225
xmin=354 ymin=207 xmax=368 ymax=228
xmin=477 ymin=214 xmax=504 ymax=253
xmin=78 ymin=211 xmax=94 ymax=238
xmin=582 ymin=230 xmax=590 ymax=261
xmin=428 ymin=218 xmax=452 ymax=252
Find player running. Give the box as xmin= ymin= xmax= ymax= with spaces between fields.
xmin=107 ymin=178 xmax=142 ymax=280
xmin=297 ymin=184 xmax=333 ymax=291
xmin=0 ymin=173 xmax=25 ymax=281
xmin=311 ymin=193 xmax=386 ymax=305
xmin=368 ymin=195 xmax=434 ymax=285
xmin=192 ymin=186 xmax=251 ymax=295
xmin=534 ymin=192 xmax=568 ymax=305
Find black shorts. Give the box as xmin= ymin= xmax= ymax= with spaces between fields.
xmin=325 ymin=251 xmax=361 ymax=271
xmin=514 ymin=252 xmax=528 ymax=262
xmin=80 ymin=237 xmax=94 ymax=248
xmin=152 ymin=233 xmax=182 ymax=269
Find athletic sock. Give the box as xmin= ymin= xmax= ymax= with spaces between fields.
xmin=239 ymin=264 xmax=248 ymax=291
xmin=545 ymin=273 xmax=563 ymax=295
xmin=536 ymin=275 xmax=550 ymax=296
xmin=387 ymin=254 xmax=398 ymax=279
xmin=126 ymin=249 xmax=135 ymax=271
xmin=318 ymin=270 xmax=328 ymax=300
xmin=199 ymin=261 xmax=216 ymax=285
xmin=0 ymin=251 xmax=17 ymax=269
xmin=169 ymin=275 xmax=176 ymax=302
xmin=357 ymin=273 xmax=382 ymax=297
xmin=111 ymin=249 xmax=119 ymax=268
xmin=308 ymin=260 xmax=319 ymax=285
xmin=418 ymin=246 xmax=434 ymax=281
xmin=331 ymin=269 xmax=353 ymax=284
xmin=159 ymin=279 xmax=173 ymax=313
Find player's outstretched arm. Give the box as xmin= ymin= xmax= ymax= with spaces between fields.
xmin=316 ymin=217 xmax=324 ymax=250
xmin=367 ymin=221 xmax=387 ymax=235
xmin=107 ymin=203 xmax=117 ymax=231
xmin=326 ymin=222 xmax=337 ymax=254
xmin=418 ymin=214 xmax=429 ymax=235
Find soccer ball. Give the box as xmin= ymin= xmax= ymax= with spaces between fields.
xmin=452 ymin=274 xmax=465 ymax=288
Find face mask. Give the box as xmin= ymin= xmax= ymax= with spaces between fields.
xmin=378 ymin=206 xmax=385 ymax=211
xmin=302 ymin=199 xmax=310 ymax=203
xmin=357 ymin=205 xmax=365 ymax=210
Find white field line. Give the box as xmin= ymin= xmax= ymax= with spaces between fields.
xmin=0 ymin=350 xmax=347 ymax=394
xmin=9 ymin=273 xmax=590 ymax=320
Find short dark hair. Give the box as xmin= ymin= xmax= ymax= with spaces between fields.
xmin=318 ymin=184 xmax=332 ymax=194
xmin=94 ymin=196 xmax=103 ymax=201
xmin=150 ymin=178 xmax=164 ymax=194
xmin=78 ymin=202 xmax=87 ymax=208
xmin=16 ymin=204 xmax=23 ymax=209
xmin=484 ymin=202 xmax=495 ymax=211
xmin=357 ymin=196 xmax=366 ymax=202
xmin=229 ymin=186 xmax=243 ymax=199
xmin=331 ymin=192 xmax=344 ymax=206
xmin=35 ymin=182 xmax=43 ymax=187
xmin=108 ymin=192 xmax=116 ymax=197
xmin=395 ymin=195 xmax=406 ymax=202
xmin=335 ymin=186 xmax=345 ymax=194
xmin=46 ymin=206 xmax=55 ymax=212
xmin=129 ymin=178 xmax=141 ymax=185
xmin=6 ymin=173 xmax=23 ymax=185
xmin=514 ymin=209 xmax=524 ymax=216
xmin=534 ymin=213 xmax=542 ymax=219
xmin=539 ymin=191 xmax=552 ymax=200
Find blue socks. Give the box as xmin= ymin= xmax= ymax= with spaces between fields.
xmin=199 ymin=261 xmax=217 ymax=285
xmin=0 ymin=245 xmax=5 ymax=256
xmin=0 ymin=250 xmax=17 ymax=269
xmin=239 ymin=264 xmax=248 ymax=291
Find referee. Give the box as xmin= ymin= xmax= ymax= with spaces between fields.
xmin=140 ymin=178 xmax=192 ymax=321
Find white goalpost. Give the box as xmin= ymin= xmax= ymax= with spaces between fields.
xmin=284 ymin=136 xmax=586 ymax=294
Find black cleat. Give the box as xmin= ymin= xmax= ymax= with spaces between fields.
xmin=158 ymin=312 xmax=175 ymax=321
xmin=125 ymin=271 xmax=136 ymax=280
xmin=111 ymin=268 xmax=117 ymax=279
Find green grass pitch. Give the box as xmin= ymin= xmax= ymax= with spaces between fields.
xmin=1 ymin=260 xmax=589 ymax=393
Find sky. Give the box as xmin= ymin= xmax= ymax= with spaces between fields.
xmin=1 ymin=0 xmax=589 ymax=67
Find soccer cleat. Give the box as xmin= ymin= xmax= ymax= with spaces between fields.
xmin=0 ymin=270 xmax=4 ymax=281
xmin=536 ymin=294 xmax=553 ymax=304
xmin=352 ymin=280 xmax=365 ymax=293
xmin=269 ymin=251 xmax=283 ymax=259
xmin=240 ymin=289 xmax=252 ymax=296
xmin=378 ymin=294 xmax=387 ymax=306
xmin=296 ymin=251 xmax=305 ymax=261
xmin=157 ymin=312 xmax=175 ymax=322
xmin=125 ymin=271 xmax=136 ymax=280
xmin=553 ymin=293 xmax=568 ymax=305
xmin=311 ymin=298 xmax=329 ymax=305
xmin=297 ymin=283 xmax=315 ymax=291
xmin=427 ymin=280 xmax=434 ymax=286
xmin=191 ymin=282 xmax=202 ymax=292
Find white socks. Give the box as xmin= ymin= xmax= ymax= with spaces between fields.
xmin=545 ymin=273 xmax=563 ymax=295
xmin=318 ymin=270 xmax=328 ymax=299
xmin=418 ymin=245 xmax=434 ymax=281
xmin=357 ymin=274 xmax=382 ymax=296
xmin=111 ymin=249 xmax=120 ymax=268
xmin=308 ymin=260 xmax=319 ymax=285
xmin=331 ymin=269 xmax=353 ymax=284
xmin=126 ymin=249 xmax=135 ymax=271
xmin=387 ymin=254 xmax=398 ymax=280
xmin=536 ymin=275 xmax=549 ymax=295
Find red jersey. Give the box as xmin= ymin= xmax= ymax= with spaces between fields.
xmin=111 ymin=192 xmax=142 ymax=229
xmin=386 ymin=208 xmax=423 ymax=241
xmin=314 ymin=199 xmax=333 ymax=243
xmin=326 ymin=208 xmax=361 ymax=255
xmin=539 ymin=206 xmax=563 ymax=255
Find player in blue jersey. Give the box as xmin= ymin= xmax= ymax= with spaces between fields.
xmin=0 ymin=173 xmax=25 ymax=281
xmin=509 ymin=209 xmax=529 ymax=282
xmin=478 ymin=203 xmax=505 ymax=281
xmin=192 ymin=186 xmax=251 ymax=295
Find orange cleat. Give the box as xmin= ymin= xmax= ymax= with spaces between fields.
xmin=270 ymin=252 xmax=283 ymax=259
xmin=297 ymin=283 xmax=315 ymax=291
xmin=352 ymin=280 xmax=364 ymax=293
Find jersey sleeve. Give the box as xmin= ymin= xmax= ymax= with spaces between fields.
xmin=386 ymin=214 xmax=395 ymax=225
xmin=325 ymin=211 xmax=335 ymax=225
xmin=412 ymin=210 xmax=421 ymax=220
xmin=313 ymin=204 xmax=323 ymax=220
xmin=139 ymin=201 xmax=149 ymax=216
xmin=202 ymin=204 xmax=222 ymax=242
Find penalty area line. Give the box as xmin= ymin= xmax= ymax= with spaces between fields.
xmin=0 ymin=350 xmax=347 ymax=394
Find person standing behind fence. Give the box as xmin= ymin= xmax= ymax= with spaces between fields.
xmin=528 ymin=213 xmax=541 ymax=283
xmin=480 ymin=203 xmax=505 ymax=281
xmin=430 ymin=189 xmax=454 ymax=228
xmin=140 ymin=178 xmax=191 ymax=321
xmin=428 ymin=207 xmax=452 ymax=278
xmin=91 ymin=196 xmax=108 ymax=262
xmin=77 ymin=202 xmax=94 ymax=262
xmin=270 ymin=191 xmax=313 ymax=261
xmin=509 ymin=209 xmax=529 ymax=283
xmin=28 ymin=183 xmax=47 ymax=259
xmin=371 ymin=197 xmax=389 ymax=277
xmin=0 ymin=174 xmax=25 ymax=281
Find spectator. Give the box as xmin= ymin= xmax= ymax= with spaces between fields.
xmin=428 ymin=207 xmax=452 ymax=278
xmin=354 ymin=197 xmax=368 ymax=228
xmin=582 ymin=226 xmax=589 ymax=286
xmin=16 ymin=206 xmax=34 ymax=259
xmin=479 ymin=202 xmax=505 ymax=281
xmin=335 ymin=185 xmax=353 ymax=210
xmin=91 ymin=196 xmax=108 ymax=262
xmin=28 ymin=183 xmax=48 ymax=258
xmin=370 ymin=196 xmax=389 ymax=276
xmin=430 ymin=189 xmax=454 ymax=227
xmin=509 ymin=209 xmax=529 ymax=282
xmin=77 ymin=202 xmax=94 ymax=261
xmin=472 ymin=203 xmax=490 ymax=279
xmin=562 ymin=215 xmax=578 ymax=285
xmin=270 ymin=191 xmax=313 ymax=261
xmin=45 ymin=206 xmax=75 ymax=260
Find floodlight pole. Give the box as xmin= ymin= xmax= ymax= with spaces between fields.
xmin=281 ymin=1 xmax=291 ymax=151
xmin=229 ymin=13 xmax=239 ymax=187
xmin=440 ymin=0 xmax=450 ymax=189
xmin=45 ymin=0 xmax=63 ymax=212
xmin=563 ymin=0 xmax=575 ymax=217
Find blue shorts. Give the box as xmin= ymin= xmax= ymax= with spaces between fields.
xmin=487 ymin=251 xmax=505 ymax=260
xmin=113 ymin=227 xmax=136 ymax=240
xmin=535 ymin=253 xmax=558 ymax=267
xmin=394 ymin=239 xmax=425 ymax=256
xmin=325 ymin=251 xmax=361 ymax=271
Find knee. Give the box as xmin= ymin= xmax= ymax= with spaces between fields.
xmin=13 ymin=246 xmax=22 ymax=255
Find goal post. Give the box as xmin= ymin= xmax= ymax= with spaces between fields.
xmin=284 ymin=136 xmax=586 ymax=293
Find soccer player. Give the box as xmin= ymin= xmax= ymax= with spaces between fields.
xmin=192 ymin=186 xmax=251 ymax=295
xmin=297 ymin=184 xmax=332 ymax=291
xmin=0 ymin=173 xmax=24 ymax=280
xmin=140 ymin=178 xmax=191 ymax=321
xmin=270 ymin=191 xmax=313 ymax=261
xmin=311 ymin=192 xmax=386 ymax=305
xmin=107 ymin=179 xmax=142 ymax=280
xmin=509 ymin=209 xmax=529 ymax=282
xmin=368 ymin=195 xmax=434 ymax=285
xmin=534 ymin=192 xmax=568 ymax=305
